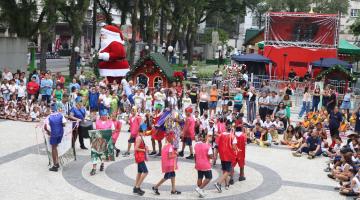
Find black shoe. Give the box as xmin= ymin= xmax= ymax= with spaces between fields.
xmin=116 ymin=149 xmax=120 ymax=157
xmin=239 ymin=176 xmax=246 ymax=181
xmin=100 ymin=163 xmax=104 ymax=171
xmin=80 ymin=146 xmax=88 ymax=150
xmin=178 ymin=151 xmax=184 ymax=157
xmin=171 ymin=190 xmax=181 ymax=195
xmin=133 ymin=187 xmax=138 ymax=193
xmin=229 ymin=178 xmax=234 ymax=185
xmin=186 ymin=154 xmax=194 ymax=159
xmin=152 ymin=186 xmax=160 ymax=195
xmin=138 ymin=188 xmax=145 ymax=195
xmin=149 ymin=151 xmax=157 ymax=156
xmin=155 ymin=153 xmax=161 ymax=157
xmin=49 ymin=165 xmax=58 ymax=172
xmin=90 ymin=169 xmax=96 ymax=176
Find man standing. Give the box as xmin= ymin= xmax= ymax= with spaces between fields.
xmin=329 ymin=106 xmax=342 ymax=149
xmin=44 ymin=104 xmax=67 ymax=172
xmin=40 ymin=73 xmax=53 ymax=104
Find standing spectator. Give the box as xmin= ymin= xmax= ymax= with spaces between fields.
xmin=209 ymin=85 xmax=218 ymax=117
xmin=56 ymin=72 xmax=65 ymax=89
xmin=70 ymin=101 xmax=87 ymax=149
xmin=16 ymin=80 xmax=27 ymax=101
xmin=69 ymin=78 xmax=80 ymax=92
xmin=322 ymin=86 xmax=330 ymax=109
xmin=247 ymin=87 xmax=257 ymax=123
xmin=88 ymin=86 xmax=99 ymax=112
xmin=3 ymin=68 xmax=13 ymax=81
xmin=288 ymin=68 xmax=297 ymax=81
xmin=233 ymin=89 xmax=243 ymax=113
xmin=40 ymin=73 xmax=53 ymax=104
xmin=329 ymin=106 xmax=342 ymax=148
xmin=198 ymin=87 xmax=209 ymax=116
xmin=222 ymin=85 xmax=230 ymax=114
xmin=298 ymin=87 xmax=311 ymax=119
xmin=189 ymin=84 xmax=198 ymax=111
xmin=52 ymin=85 xmax=63 ymax=102
xmin=1 ymin=79 xmax=10 ymax=101
xmin=312 ymin=86 xmax=321 ymax=112
xmin=268 ymin=91 xmax=280 ymax=116
xmin=327 ymin=87 xmax=337 ymax=113
xmin=340 ymin=88 xmax=352 ymax=121
xmin=355 ymin=106 xmax=360 ymax=134
xmin=258 ymin=92 xmax=269 ymax=122
xmin=182 ymin=65 xmax=188 ymax=80
xmin=26 ymin=76 xmax=40 ymax=99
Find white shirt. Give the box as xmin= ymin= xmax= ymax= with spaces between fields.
xmin=206 ymin=125 xmax=218 ymax=136
xmin=3 ymin=72 xmax=13 ymax=81
xmin=16 ymin=85 xmax=26 ymax=97
xmin=103 ymin=96 xmax=112 ymax=107
xmin=1 ymin=83 xmax=10 ymax=94
xmin=262 ymin=120 xmax=273 ymax=129
xmin=8 ymin=84 xmax=16 ymax=94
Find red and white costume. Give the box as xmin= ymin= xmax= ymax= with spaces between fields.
xmin=98 ymin=25 xmax=130 ymax=81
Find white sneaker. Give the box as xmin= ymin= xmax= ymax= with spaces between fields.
xmin=195 ymin=187 xmax=204 ymax=198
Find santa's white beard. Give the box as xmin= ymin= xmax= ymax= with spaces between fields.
xmin=100 ymin=38 xmax=112 ymax=51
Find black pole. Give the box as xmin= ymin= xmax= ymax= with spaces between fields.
xmin=92 ymin=0 xmax=97 ymax=48
xmin=218 ymin=49 xmax=220 ymax=69
xmin=283 ymin=53 xmax=287 ymax=80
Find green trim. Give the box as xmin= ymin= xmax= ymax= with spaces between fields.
xmin=315 ymin=64 xmax=354 ymax=80
xmin=338 ymin=39 xmax=360 ymax=55
xmin=128 ymin=53 xmax=175 ymax=81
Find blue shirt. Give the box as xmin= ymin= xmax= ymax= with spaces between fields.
xmin=40 ymin=79 xmax=53 ymax=95
xmin=329 ymin=111 xmax=343 ymax=130
xmin=46 ymin=112 xmax=66 ymax=137
xmin=69 ymin=83 xmax=80 ymax=92
xmin=89 ymin=91 xmax=99 ymax=109
xmin=355 ymin=111 xmax=360 ymax=133
xmin=234 ymin=93 xmax=243 ymax=105
xmin=70 ymin=107 xmax=86 ymax=120
xmin=306 ymin=136 xmax=321 ymax=150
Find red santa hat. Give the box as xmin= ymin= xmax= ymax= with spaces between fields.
xmin=100 ymin=25 xmax=125 ymax=44
xmin=185 ymin=106 xmax=193 ymax=114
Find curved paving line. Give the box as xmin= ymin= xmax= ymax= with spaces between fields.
xmin=0 ymin=144 xmax=44 ymax=165
xmin=62 ymin=155 xmax=283 ymax=200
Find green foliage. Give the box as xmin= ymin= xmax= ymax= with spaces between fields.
xmin=266 ymin=0 xmax=311 ymax=12
xmin=313 ymin=0 xmax=349 ymax=14
xmin=201 ymin=28 xmax=229 ymax=45
xmin=0 ymin=0 xmax=38 ymax=38
xmin=351 ymin=18 xmax=360 ymax=36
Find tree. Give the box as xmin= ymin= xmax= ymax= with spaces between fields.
xmin=313 ymin=0 xmax=350 ymax=14
xmin=266 ymin=0 xmax=311 ymax=12
xmin=201 ymin=28 xmax=229 ymax=45
xmin=59 ymin=0 xmax=90 ymax=78
xmin=96 ymin=0 xmax=114 ymax=25
xmin=128 ymin=0 xmax=139 ymax=66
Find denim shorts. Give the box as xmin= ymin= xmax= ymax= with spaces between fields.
xmin=208 ymin=101 xmax=217 ymax=109
xmin=164 ymin=171 xmax=176 ymax=179
xmin=137 ymin=161 xmax=148 ymax=173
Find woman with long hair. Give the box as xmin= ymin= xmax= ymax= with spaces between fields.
xmin=298 ymin=87 xmax=311 ymax=119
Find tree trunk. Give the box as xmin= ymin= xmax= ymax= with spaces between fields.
xmin=121 ymin=11 xmax=127 ymax=25
xmin=129 ymin=0 xmax=139 ymax=66
xmin=159 ymin=7 xmax=164 ymax=47
xmin=139 ymin=0 xmax=146 ymax=41
xmin=69 ymin=34 xmax=80 ymax=78
xmin=39 ymin=33 xmax=48 ymax=72
xmin=178 ymin=29 xmax=185 ymax=65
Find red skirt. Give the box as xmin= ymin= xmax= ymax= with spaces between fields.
xmin=151 ymin=129 xmax=165 ymax=141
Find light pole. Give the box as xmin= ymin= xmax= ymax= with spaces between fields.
xmin=74 ymin=46 xmax=80 ymax=70
xmin=218 ymin=45 xmax=222 ymax=69
xmin=283 ymin=53 xmax=287 ymax=80
xmin=168 ymin=45 xmax=174 ymax=63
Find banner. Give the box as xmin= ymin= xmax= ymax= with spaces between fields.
xmin=89 ymin=129 xmax=114 ymax=163
xmin=40 ymin=121 xmax=75 ymax=166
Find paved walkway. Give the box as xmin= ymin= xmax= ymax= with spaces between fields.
xmin=0 ymin=120 xmax=350 ymax=200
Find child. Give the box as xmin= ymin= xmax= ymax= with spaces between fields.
xmin=111 ymin=112 xmax=122 ymax=157
xmin=133 ymin=123 xmax=148 ymax=196
xmin=110 ymin=91 xmax=119 ymax=114
xmin=152 ymin=132 xmax=181 ymax=195
xmin=182 ymin=92 xmax=192 ymax=113
xmin=30 ymin=106 xmax=41 ymax=122
xmin=150 ymin=104 xmax=165 ymax=156
xmin=88 ymin=86 xmax=99 ymax=112
xmin=123 ymin=107 xmax=142 ymax=156
xmin=256 ymin=128 xmax=272 ymax=147
xmin=230 ymin=116 xmax=247 ymax=183
xmin=194 ymin=133 xmax=213 ymax=198
xmin=144 ymin=90 xmax=153 ymax=113
xmin=179 ymin=107 xmax=195 ymax=159
xmin=214 ymin=120 xmax=237 ymax=192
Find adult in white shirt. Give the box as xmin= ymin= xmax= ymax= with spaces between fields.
xmin=2 ymin=68 xmax=13 ymax=81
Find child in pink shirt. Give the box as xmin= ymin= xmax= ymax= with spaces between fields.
xmin=194 ymin=133 xmax=213 ymax=198
xmin=123 ymin=107 xmax=142 ymax=157
xmin=179 ymin=107 xmax=195 ymax=159
xmin=111 ymin=112 xmax=122 ymax=157
xmin=152 ymin=132 xmax=181 ymax=195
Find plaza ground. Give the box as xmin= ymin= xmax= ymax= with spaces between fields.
xmin=0 ymin=119 xmax=352 ymax=200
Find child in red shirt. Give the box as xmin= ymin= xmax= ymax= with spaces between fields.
xmin=194 ymin=133 xmax=213 ymax=198
xmin=111 ymin=112 xmax=122 ymax=157
xmin=230 ymin=115 xmax=246 ymax=183
xmin=152 ymin=132 xmax=181 ymax=195
xmin=214 ymin=120 xmax=237 ymax=192
xmin=123 ymin=107 xmax=142 ymax=156
xmin=179 ymin=107 xmax=195 ymax=159
xmin=133 ymin=124 xmax=148 ymax=196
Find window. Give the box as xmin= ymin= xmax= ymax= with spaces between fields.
xmin=351 ymin=9 xmax=360 ymax=17
xmin=153 ymin=77 xmax=163 ymax=88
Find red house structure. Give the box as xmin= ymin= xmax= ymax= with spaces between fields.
xmin=263 ymin=12 xmax=340 ymax=79
xmin=127 ymin=53 xmax=175 ymax=89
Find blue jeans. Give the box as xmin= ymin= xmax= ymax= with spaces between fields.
xmin=312 ymin=98 xmax=320 ymax=112
xmin=299 ymin=101 xmax=310 ymax=118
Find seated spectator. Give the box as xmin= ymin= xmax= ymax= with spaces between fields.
xmin=292 ymin=129 xmax=322 ymax=159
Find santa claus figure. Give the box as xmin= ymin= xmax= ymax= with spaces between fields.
xmin=98 ymin=25 xmax=130 ymax=83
